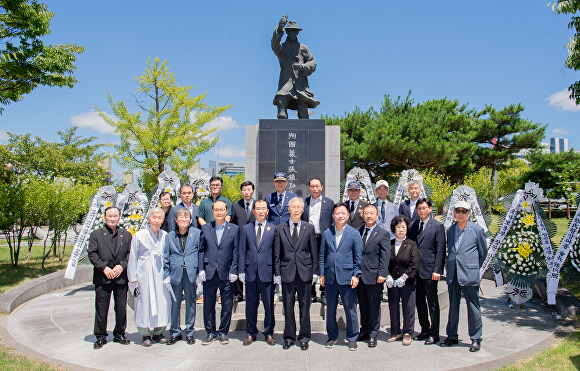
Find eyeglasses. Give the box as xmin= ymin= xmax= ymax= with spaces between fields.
xmin=454 ymin=208 xmax=469 ymax=214
xmin=210 ymin=184 xmax=221 ymax=188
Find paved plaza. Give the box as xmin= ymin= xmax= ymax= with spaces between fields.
xmin=0 ymin=278 xmax=573 ymax=371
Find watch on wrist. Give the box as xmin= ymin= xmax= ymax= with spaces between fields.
xmin=355 ymin=273 xmax=361 ymax=278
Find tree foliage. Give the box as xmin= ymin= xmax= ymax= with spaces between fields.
xmin=0 ymin=0 xmax=85 ymax=113
xmin=551 ymin=0 xmax=580 ymax=104
xmin=97 ymin=57 xmax=232 ymax=191
xmin=324 ymin=92 xmax=478 ymax=183
xmin=473 ymin=103 xmax=546 ymax=182
xmin=522 ymin=149 xmax=580 ymax=198
xmin=4 ymin=126 xmax=108 ymax=184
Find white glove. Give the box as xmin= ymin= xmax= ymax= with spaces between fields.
xmin=229 ymin=274 xmax=238 ymax=283
xmin=385 ymin=275 xmax=394 ymax=289
xmin=312 ymin=274 xmax=319 ymax=285
xmin=239 ymin=273 xmax=246 ymax=284
xmin=274 ymin=275 xmax=281 ymax=286
xmin=198 ymin=270 xmax=206 ymax=283
xmin=128 ymin=281 xmax=139 ymax=294
xmin=395 ymin=273 xmax=408 ymax=288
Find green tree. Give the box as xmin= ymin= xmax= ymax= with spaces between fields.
xmin=5 ymin=126 xmax=108 ymax=184
xmin=472 ymin=104 xmax=546 ymax=183
xmin=220 ymin=172 xmax=245 ymax=203
xmin=550 ymin=0 xmax=580 ymax=104
xmin=325 ymin=92 xmax=478 ymax=183
xmin=0 ymin=0 xmax=84 ymax=113
xmin=97 ymin=57 xmax=232 ymax=191
xmin=522 ymin=149 xmax=580 ymax=194
xmin=421 ymin=168 xmax=453 ymax=214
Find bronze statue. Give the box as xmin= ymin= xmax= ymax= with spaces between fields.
xmin=272 ymin=15 xmax=320 ymax=119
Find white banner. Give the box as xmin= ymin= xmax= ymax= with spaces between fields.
xmin=64 ymin=186 xmax=116 ymax=280
xmin=392 ymin=169 xmax=427 ymax=207
xmin=444 ymin=186 xmax=489 ymax=234
xmin=140 ymin=170 xmax=181 ymax=230
xmin=547 ymin=204 xmax=580 ymax=305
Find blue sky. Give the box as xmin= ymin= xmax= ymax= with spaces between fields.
xmin=1 ymin=1 xmax=578 ymax=180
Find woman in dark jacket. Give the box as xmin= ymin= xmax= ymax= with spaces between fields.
xmin=386 ymin=214 xmax=419 ymax=346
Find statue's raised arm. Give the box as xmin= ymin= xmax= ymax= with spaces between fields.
xmin=271 ymin=16 xmax=320 ymax=120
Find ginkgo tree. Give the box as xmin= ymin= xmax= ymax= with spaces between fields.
xmin=96 ymin=57 xmax=232 ymax=191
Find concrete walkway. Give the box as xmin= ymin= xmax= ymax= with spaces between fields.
xmin=0 ymin=278 xmax=573 ymax=371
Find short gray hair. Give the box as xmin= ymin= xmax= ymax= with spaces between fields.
xmin=174 ymin=207 xmax=191 ymax=220
xmin=147 ymin=207 xmax=165 ymax=219
xmin=288 ymin=196 xmax=304 ymax=208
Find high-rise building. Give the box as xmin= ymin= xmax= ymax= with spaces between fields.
xmin=550 ymin=137 xmax=569 ymax=153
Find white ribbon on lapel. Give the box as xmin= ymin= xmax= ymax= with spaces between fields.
xmin=64 ymin=186 xmax=116 ymax=279
xmin=547 ymin=201 xmax=580 ymax=305
xmin=392 ymin=169 xmax=427 ymax=207
xmin=140 ymin=170 xmax=181 ymax=230
xmin=341 ymin=167 xmax=376 ymax=204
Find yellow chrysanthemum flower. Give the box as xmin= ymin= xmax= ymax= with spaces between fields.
xmin=522 ymin=214 xmax=535 ymax=227
xmin=516 ymin=242 xmax=532 ymax=259
xmin=105 ymin=201 xmax=113 ymax=207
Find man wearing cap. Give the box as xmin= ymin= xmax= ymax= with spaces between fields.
xmin=399 ymin=180 xmax=422 ymax=224
xmin=409 ymin=198 xmax=446 ymax=345
xmin=374 ymin=180 xmax=399 ymax=240
xmin=272 ymin=15 xmax=320 ymax=119
xmin=346 ymin=181 xmax=368 ymax=230
xmin=301 ymin=177 xmax=334 ymax=303
xmin=265 ymin=172 xmax=298 ymax=226
xmin=441 ymin=200 xmax=487 ymax=352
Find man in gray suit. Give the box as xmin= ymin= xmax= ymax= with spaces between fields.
xmin=440 ymin=200 xmax=487 ymax=352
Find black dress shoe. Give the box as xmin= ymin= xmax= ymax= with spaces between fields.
xmin=167 ymin=334 xmax=183 ymax=345
xmin=469 ymin=340 xmax=481 ymax=352
xmin=282 ymin=340 xmax=294 ymax=350
xmin=357 ymin=333 xmax=370 ymax=342
xmin=93 ymin=338 xmax=107 ymax=349
xmin=202 ymin=334 xmax=217 ymax=345
xmin=368 ymin=337 xmax=377 ymax=348
xmin=412 ymin=332 xmax=429 ymax=341
xmin=440 ymin=338 xmax=459 ymax=347
xmin=113 ymin=334 xmax=130 ymax=345
xmin=424 ymin=336 xmax=440 ymax=345
xmin=153 ymin=334 xmax=168 ymax=344
xmin=186 ymin=336 xmax=195 ymax=345
xmin=300 ymin=342 xmax=309 ymax=350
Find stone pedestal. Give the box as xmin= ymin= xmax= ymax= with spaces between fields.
xmin=245 ymin=119 xmax=341 ymax=202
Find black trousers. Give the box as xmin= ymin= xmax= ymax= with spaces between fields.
xmin=357 ymin=278 xmax=383 ymax=338
xmin=94 ymin=282 xmax=128 ymax=340
xmin=416 ymin=277 xmax=441 ymax=337
xmin=282 ymin=276 xmax=312 ymax=343
xmin=311 ymin=234 xmax=325 ymax=298
xmin=387 ymin=284 xmax=416 ymax=336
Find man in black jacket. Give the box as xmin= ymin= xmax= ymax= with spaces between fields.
xmin=88 ymin=206 xmax=133 ymax=349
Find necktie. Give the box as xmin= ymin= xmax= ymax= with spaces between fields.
xmin=257 ymin=223 xmax=262 ymax=246
xmin=363 ymin=227 xmax=369 ymax=245
xmin=381 ymin=201 xmax=386 ymax=220
xmin=292 ymin=222 xmax=298 ymax=246
xmin=418 ymin=221 xmax=424 ymax=237
xmin=350 ymin=201 xmax=354 ymax=213
xmin=245 ymin=202 xmax=250 ymax=216
xmin=279 ymin=194 xmax=283 ymax=212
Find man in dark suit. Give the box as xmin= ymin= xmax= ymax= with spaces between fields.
xmin=163 ymin=208 xmax=201 ymax=345
xmin=265 ymin=172 xmax=298 ymax=226
xmin=274 ymin=197 xmax=318 ymax=350
xmin=168 ymin=184 xmax=199 ymax=232
xmin=319 ymin=202 xmax=363 ymax=351
xmin=441 ymin=200 xmax=487 ymax=352
xmin=398 ymin=180 xmax=421 ymax=224
xmin=409 ymin=198 xmax=446 ymax=345
xmin=345 ymin=181 xmax=368 ymax=230
xmin=357 ymin=204 xmax=390 ymax=348
xmin=301 ymin=177 xmax=334 ymax=302
xmin=88 ymin=206 xmax=133 ymax=349
xmin=238 ymin=199 xmax=276 ymax=346
xmin=198 ymin=200 xmax=239 ymax=345
xmin=230 ymin=180 xmax=257 ymax=302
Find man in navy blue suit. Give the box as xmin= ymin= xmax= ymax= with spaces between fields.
xmin=319 ymin=202 xmax=363 ymax=351
xmin=238 ymin=199 xmax=276 ymax=346
xmin=301 ymin=177 xmax=334 ymax=303
xmin=265 ymin=172 xmax=298 ymax=226
xmin=398 ymin=180 xmax=421 ymax=224
xmin=198 ymin=200 xmax=239 ymax=345
xmin=163 ymin=208 xmax=201 ymax=345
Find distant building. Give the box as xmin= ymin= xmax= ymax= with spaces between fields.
xmin=203 ymin=160 xmax=245 ymax=177
xmin=98 ymin=157 xmax=112 ymax=184
xmin=122 ymin=172 xmax=134 ymax=185
xmin=550 ymin=137 xmax=569 ymax=153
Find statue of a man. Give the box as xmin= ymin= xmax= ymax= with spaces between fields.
xmin=272 ymin=15 xmax=320 ymax=119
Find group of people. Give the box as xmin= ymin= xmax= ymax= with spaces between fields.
xmin=88 ymin=172 xmax=487 ymax=353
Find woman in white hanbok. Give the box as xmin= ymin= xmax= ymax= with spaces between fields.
xmin=128 ymin=208 xmax=172 ymax=346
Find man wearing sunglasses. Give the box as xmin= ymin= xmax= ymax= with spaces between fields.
xmin=441 ymin=200 xmax=487 ymax=353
